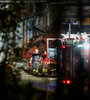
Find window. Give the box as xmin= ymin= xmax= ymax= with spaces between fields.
xmin=49 ymin=40 xmax=62 ymax=48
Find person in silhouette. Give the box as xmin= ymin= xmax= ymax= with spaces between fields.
xmin=30 ymin=49 xmax=41 ymax=73
xmin=42 ymin=51 xmax=50 ymax=74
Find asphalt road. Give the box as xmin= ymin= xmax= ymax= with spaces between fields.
xmin=19 ymin=70 xmax=57 ymax=91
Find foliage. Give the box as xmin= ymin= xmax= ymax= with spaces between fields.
xmin=0 ymin=0 xmax=31 ymax=87
xmin=0 ymin=0 xmax=25 ymax=33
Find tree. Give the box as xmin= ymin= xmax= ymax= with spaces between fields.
xmin=0 ymin=0 xmax=31 ymax=85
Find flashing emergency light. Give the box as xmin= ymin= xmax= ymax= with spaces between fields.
xmin=62 ymin=80 xmax=71 ymax=85
xmin=62 ymin=45 xmax=66 ymax=49
xmin=62 ymin=80 xmax=66 ymax=84
xmin=66 ymin=80 xmax=71 ymax=84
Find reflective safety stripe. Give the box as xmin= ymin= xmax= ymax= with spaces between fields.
xmin=45 ymin=69 xmax=47 ymax=72
xmin=42 ymin=69 xmax=45 ymax=72
xmin=36 ymin=70 xmax=38 ymax=73
xmin=42 ymin=69 xmax=47 ymax=72
xmin=33 ymin=69 xmax=36 ymax=72
xmin=51 ymin=69 xmax=56 ymax=71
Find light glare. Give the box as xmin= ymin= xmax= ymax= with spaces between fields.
xmin=83 ymin=43 xmax=89 ymax=49
xmin=77 ymin=44 xmax=83 ymax=47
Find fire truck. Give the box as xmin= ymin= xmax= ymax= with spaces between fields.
xmin=46 ymin=38 xmax=74 ymax=84
xmin=47 ymin=37 xmax=90 ymax=84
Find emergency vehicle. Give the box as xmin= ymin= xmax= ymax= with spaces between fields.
xmin=24 ymin=33 xmax=90 ymax=83
xmin=46 ymin=37 xmax=73 ymax=84
xmin=46 ymin=34 xmax=90 ymax=84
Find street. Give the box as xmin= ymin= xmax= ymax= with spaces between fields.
xmin=16 ymin=68 xmax=57 ymax=91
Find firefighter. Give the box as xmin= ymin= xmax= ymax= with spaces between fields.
xmin=30 ymin=49 xmax=41 ymax=73
xmin=42 ymin=51 xmax=50 ymax=74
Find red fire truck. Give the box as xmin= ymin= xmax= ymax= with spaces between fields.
xmin=46 ymin=38 xmax=74 ymax=84
xmin=47 ymin=37 xmax=90 ymax=84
